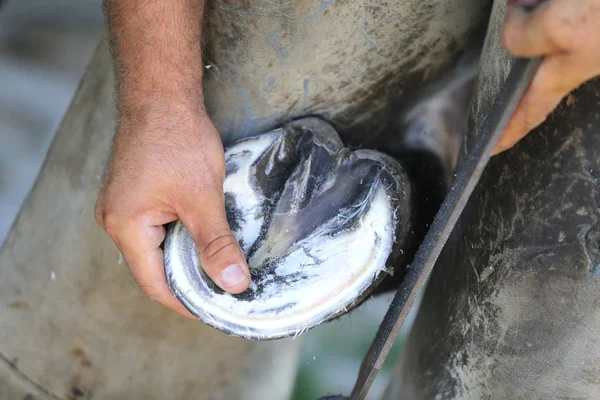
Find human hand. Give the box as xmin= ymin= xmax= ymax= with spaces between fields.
xmin=495 ymin=0 xmax=600 ymax=154
xmin=94 ymin=106 xmax=251 ymax=318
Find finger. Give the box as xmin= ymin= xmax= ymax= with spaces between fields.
xmin=502 ymin=0 xmax=565 ymax=57
xmin=494 ymin=53 xmax=586 ymax=155
xmin=178 ymin=186 xmax=250 ymax=294
xmin=112 ymin=215 xmax=196 ymax=319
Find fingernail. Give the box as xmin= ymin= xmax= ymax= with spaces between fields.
xmin=219 ymin=264 xmax=248 ymax=288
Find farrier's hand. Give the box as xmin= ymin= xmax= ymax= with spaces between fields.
xmin=495 ymin=0 xmax=600 ymax=154
xmin=95 ymin=107 xmax=251 ymax=318
xmin=97 ymin=0 xmax=250 ymax=318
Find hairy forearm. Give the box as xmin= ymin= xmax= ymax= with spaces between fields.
xmin=102 ymin=0 xmax=206 ymax=117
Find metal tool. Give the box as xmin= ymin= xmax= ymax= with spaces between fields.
xmin=349 ymin=55 xmax=542 ymax=400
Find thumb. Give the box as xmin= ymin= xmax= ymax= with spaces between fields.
xmin=178 ymin=187 xmax=251 ymax=294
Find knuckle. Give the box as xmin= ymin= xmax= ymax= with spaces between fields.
xmin=501 ymin=15 xmax=519 ymax=52
xmin=201 ymin=234 xmax=239 ymax=261
xmin=548 ymin=26 xmax=573 ymax=52
xmin=101 ymin=211 xmax=121 ymax=236
xmin=549 ymin=4 xmax=589 ymax=51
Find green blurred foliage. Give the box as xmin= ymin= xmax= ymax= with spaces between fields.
xmin=289 ymin=293 xmax=409 ymax=400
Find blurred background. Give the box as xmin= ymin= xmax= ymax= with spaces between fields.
xmin=0 ymin=0 xmax=103 ymax=243
xmin=0 ymin=1 xmax=406 ymax=398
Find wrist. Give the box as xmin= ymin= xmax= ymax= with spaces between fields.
xmin=117 ymin=89 xmax=207 ymax=123
xmin=115 ymin=100 xmax=213 ymax=145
